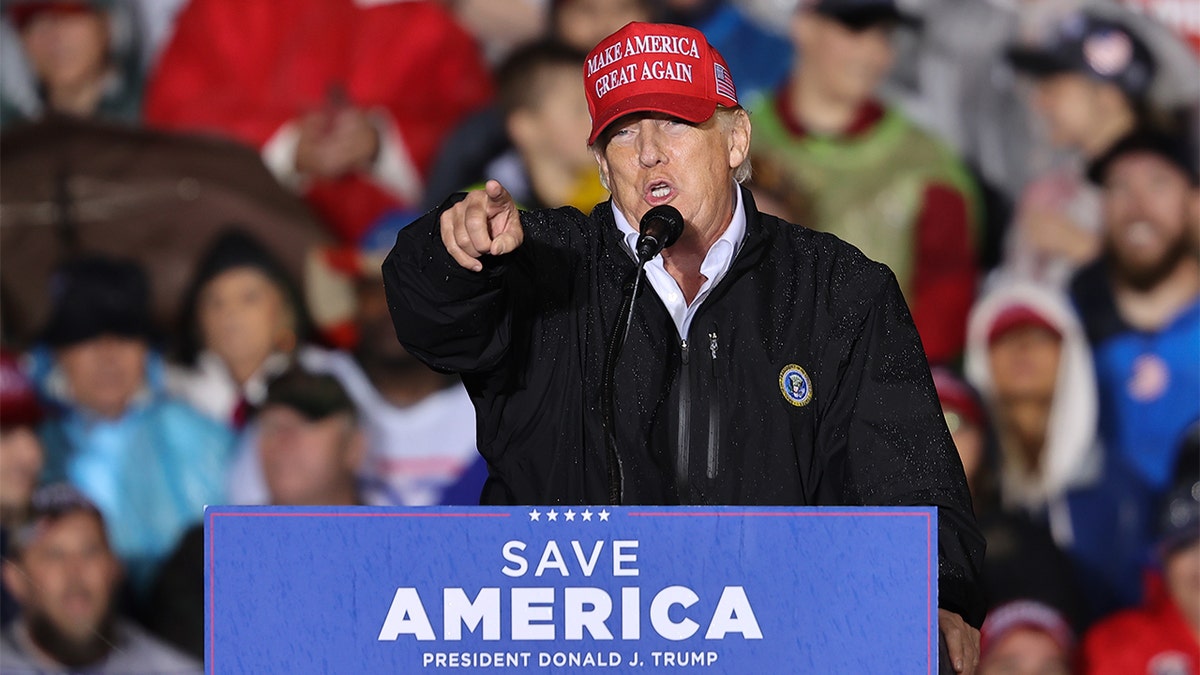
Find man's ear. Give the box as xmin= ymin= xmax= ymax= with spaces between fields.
xmin=727 ymin=109 xmax=751 ymax=171
xmin=593 ymin=147 xmax=611 ymax=190
xmin=2 ymin=558 xmax=28 ymax=605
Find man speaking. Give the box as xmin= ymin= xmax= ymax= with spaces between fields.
xmin=384 ymin=21 xmax=984 ymax=672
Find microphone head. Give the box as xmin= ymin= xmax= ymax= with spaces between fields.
xmin=640 ymin=205 xmax=684 ymax=249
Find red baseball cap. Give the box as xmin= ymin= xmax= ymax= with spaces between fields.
xmin=987 ymin=305 xmax=1062 ymax=346
xmin=584 ymin=22 xmax=739 ymax=146
xmin=7 ymin=1 xmax=101 ymax=30
xmin=980 ymin=600 xmax=1074 ymax=659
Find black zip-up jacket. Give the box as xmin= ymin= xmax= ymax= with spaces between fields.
xmin=383 ymin=188 xmax=985 ymax=626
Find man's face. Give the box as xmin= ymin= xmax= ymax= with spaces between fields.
xmin=988 ymin=325 xmax=1062 ymax=405
xmin=258 ymin=406 xmax=362 ymax=506
xmin=555 ymin=0 xmax=652 ymax=51
xmin=58 ymin=336 xmax=146 ymax=419
xmin=1164 ymin=540 xmax=1200 ymax=631
xmin=1030 ymin=74 xmax=1106 ymax=149
xmin=2 ymin=512 xmax=118 ymax=657
xmin=510 ymin=66 xmax=595 ymax=175
xmin=19 ymin=9 xmax=109 ymax=93
xmin=0 ymin=427 xmax=44 ymax=518
xmin=793 ymin=13 xmax=895 ymax=107
xmin=1102 ymin=153 xmax=1200 ymax=290
xmin=199 ymin=267 xmax=292 ymax=370
xmin=594 ymin=110 xmax=749 ymax=244
xmin=979 ymin=627 xmax=1071 ymax=675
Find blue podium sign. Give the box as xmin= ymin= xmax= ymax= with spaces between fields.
xmin=206 ymin=506 xmax=936 ymax=674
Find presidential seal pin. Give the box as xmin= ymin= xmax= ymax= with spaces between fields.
xmin=779 ymin=364 xmax=812 ymax=407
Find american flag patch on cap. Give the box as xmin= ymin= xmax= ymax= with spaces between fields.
xmin=714 ymin=63 xmax=737 ymax=102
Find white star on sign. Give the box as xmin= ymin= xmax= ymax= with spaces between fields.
xmin=598 ymin=509 xmax=610 ymax=522
xmin=581 ymin=509 xmax=593 ymax=521
xmin=529 ymin=509 xmax=541 ymax=521
xmin=547 ymin=509 xmax=559 ymax=521
xmin=564 ymin=509 xmax=576 ymax=521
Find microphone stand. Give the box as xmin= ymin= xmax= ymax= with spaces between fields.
xmin=600 ymin=205 xmax=682 ymax=506
xmin=601 ymin=259 xmax=648 ymax=506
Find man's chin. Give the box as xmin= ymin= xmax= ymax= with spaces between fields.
xmin=1109 ymin=234 xmax=1193 ymax=291
xmin=27 ymin=608 xmax=117 ymax=668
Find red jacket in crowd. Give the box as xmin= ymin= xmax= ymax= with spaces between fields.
xmin=145 ymin=0 xmax=493 ymax=243
xmin=1081 ymin=572 xmax=1200 ymax=675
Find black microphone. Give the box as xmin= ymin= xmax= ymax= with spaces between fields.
xmin=635 ymin=205 xmax=684 ymax=262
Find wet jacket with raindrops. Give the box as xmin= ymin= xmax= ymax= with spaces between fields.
xmin=383 ymin=187 xmax=986 ymax=626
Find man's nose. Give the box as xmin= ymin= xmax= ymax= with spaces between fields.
xmin=637 ymin=126 xmax=667 ymax=167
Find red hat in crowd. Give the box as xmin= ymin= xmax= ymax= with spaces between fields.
xmin=6 ymin=0 xmax=104 ymax=30
xmin=980 ymin=600 xmax=1075 ymax=659
xmin=0 ymin=349 xmax=43 ymax=431
xmin=583 ymin=22 xmax=738 ymax=145
xmin=986 ymin=305 xmax=1062 ymax=346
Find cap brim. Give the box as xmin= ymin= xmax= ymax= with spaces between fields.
xmin=588 ymin=93 xmax=719 ymax=146
xmin=1005 ymin=46 xmax=1074 ymax=78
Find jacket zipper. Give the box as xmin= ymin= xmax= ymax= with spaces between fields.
xmin=676 ymin=338 xmax=691 ymax=503
xmin=707 ymin=331 xmax=720 ymax=480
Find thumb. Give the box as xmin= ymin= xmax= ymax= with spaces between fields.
xmin=484 ymin=179 xmax=512 ymax=210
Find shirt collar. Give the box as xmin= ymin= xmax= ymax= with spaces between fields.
xmin=611 ymin=183 xmax=747 ymax=273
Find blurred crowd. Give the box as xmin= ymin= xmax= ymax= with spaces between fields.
xmin=0 ymin=0 xmax=1196 ymax=672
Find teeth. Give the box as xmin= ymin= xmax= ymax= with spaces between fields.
xmin=651 ymin=186 xmax=670 ymax=198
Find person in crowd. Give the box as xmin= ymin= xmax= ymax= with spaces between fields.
xmin=965 ymin=282 xmax=1102 ymax=536
xmin=978 ymin=600 xmax=1075 ymax=675
xmin=934 ymin=367 xmax=1089 ymax=629
xmin=386 ymin=21 xmax=985 ymax=671
xmin=1 ymin=0 xmax=143 ymax=129
xmin=1072 ymin=128 xmax=1199 ymax=504
xmin=485 ymin=40 xmax=607 ymax=211
xmin=143 ymin=0 xmax=493 ymax=244
xmin=168 ymin=229 xmax=314 ymax=431
xmin=218 ymin=237 xmax=487 ymax=507
xmin=301 ymin=248 xmax=486 ymax=506
xmin=31 ymin=257 xmax=231 ymax=592
xmin=1079 ymin=445 xmax=1200 ymax=674
xmin=877 ymin=0 xmax=1198 ymax=208
xmin=254 ymin=367 xmax=370 ymax=508
xmin=1001 ymin=11 xmax=1159 ymax=285
xmin=145 ymin=366 xmax=380 ymax=658
xmin=749 ymin=0 xmax=980 ymax=365
xmin=965 ymin=280 xmax=1155 ymax=614
xmin=0 ymin=483 xmax=201 ymax=673
xmin=0 ymin=350 xmax=45 ymax=625
xmin=420 ymin=0 xmax=655 ymax=212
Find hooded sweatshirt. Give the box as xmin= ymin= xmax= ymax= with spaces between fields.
xmin=966 ymin=280 xmax=1156 ymax=613
xmin=31 ymin=348 xmax=233 ymax=592
xmin=965 ymin=280 xmax=1102 ymax=541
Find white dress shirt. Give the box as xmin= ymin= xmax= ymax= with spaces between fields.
xmin=612 ymin=184 xmax=747 ymax=338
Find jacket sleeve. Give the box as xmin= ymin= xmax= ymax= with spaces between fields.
xmin=820 ymin=262 xmax=987 ymax=627
xmin=381 ymin=194 xmax=514 ymax=375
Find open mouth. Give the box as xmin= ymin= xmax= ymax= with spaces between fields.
xmin=645 ymin=181 xmax=674 ymax=203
